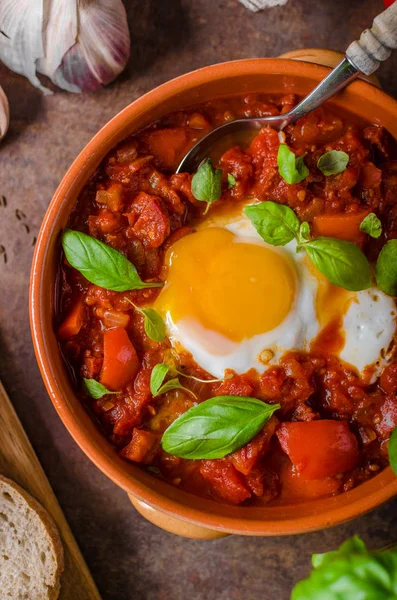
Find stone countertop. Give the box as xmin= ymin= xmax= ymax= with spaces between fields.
xmin=1 ymin=1 xmax=397 ymax=598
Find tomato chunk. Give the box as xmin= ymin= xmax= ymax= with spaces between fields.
xmin=120 ymin=429 xmax=159 ymax=463
xmin=276 ymin=420 xmax=359 ymax=480
xmin=142 ymin=128 xmax=189 ymax=170
xmin=126 ymin=192 xmax=170 ymax=248
xmin=100 ymin=327 xmax=139 ymax=391
xmin=58 ymin=297 xmax=86 ymax=340
xmin=279 ymin=461 xmax=341 ymax=501
xmin=312 ymin=210 xmax=370 ymax=246
xmin=230 ymin=416 xmax=279 ymax=475
xmin=200 ymin=460 xmax=251 ymax=504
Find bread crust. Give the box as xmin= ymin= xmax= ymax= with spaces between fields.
xmin=0 ymin=475 xmax=64 ymax=600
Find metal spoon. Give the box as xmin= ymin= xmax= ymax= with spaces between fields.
xmin=177 ymin=1 xmax=397 ymax=173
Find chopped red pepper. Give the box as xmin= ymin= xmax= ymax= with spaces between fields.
xmin=100 ymin=327 xmax=139 ymax=391
xmin=276 ymin=420 xmax=359 ymax=480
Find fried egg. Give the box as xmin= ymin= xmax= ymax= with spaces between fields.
xmin=154 ymin=210 xmax=397 ymax=380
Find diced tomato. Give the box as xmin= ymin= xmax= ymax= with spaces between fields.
xmin=95 ymin=183 xmax=124 ymax=212
xmin=142 ymin=128 xmax=189 ymax=170
xmin=231 ymin=416 xmax=279 ymax=475
xmin=58 ymin=297 xmax=86 ymax=340
xmin=200 ymin=460 xmax=251 ymax=504
xmin=126 ymin=192 xmax=170 ymax=248
xmin=100 ymin=327 xmax=139 ymax=391
xmin=312 ymin=210 xmax=370 ymax=246
xmin=279 ymin=461 xmax=341 ymax=501
xmin=276 ymin=420 xmax=359 ymax=480
xmin=120 ymin=429 xmax=160 ymax=463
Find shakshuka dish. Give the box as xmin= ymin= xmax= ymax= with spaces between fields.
xmin=58 ymin=93 xmax=397 ymax=506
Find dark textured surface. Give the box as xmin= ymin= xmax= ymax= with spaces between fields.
xmin=1 ymin=1 xmax=397 ymax=598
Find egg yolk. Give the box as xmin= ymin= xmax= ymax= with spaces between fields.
xmin=155 ymin=227 xmax=296 ymax=342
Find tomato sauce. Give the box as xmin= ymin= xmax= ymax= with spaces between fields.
xmin=58 ymin=93 xmax=397 ymax=506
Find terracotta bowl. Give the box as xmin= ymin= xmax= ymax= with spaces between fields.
xmin=30 ymin=57 xmax=397 ymax=538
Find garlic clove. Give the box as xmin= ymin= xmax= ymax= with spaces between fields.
xmin=0 ymin=85 xmax=10 ymax=142
xmin=38 ymin=0 xmax=130 ymax=93
xmin=0 ymin=0 xmax=49 ymax=94
xmin=0 ymin=0 xmax=130 ymax=95
xmin=36 ymin=0 xmax=79 ymax=92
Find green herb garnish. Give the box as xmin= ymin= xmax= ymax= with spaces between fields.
xmin=277 ymin=144 xmax=309 ymax=184
xmin=375 ymin=239 xmax=397 ymax=296
xmin=62 ymin=230 xmax=163 ymax=292
xmin=83 ymin=378 xmax=119 ymax=399
xmin=389 ymin=427 xmax=397 ymax=477
xmin=292 ymin=536 xmax=397 ymax=600
xmin=227 ymin=173 xmax=237 ymax=189
xmin=244 ymin=201 xmax=371 ymax=291
xmin=150 ymin=364 xmax=196 ymax=399
xmin=360 ymin=213 xmax=382 ymax=239
xmin=126 ymin=299 xmax=166 ymax=342
xmin=317 ymin=150 xmax=349 ymax=176
xmin=191 ymin=158 xmax=223 ymax=214
xmin=161 ymin=396 xmax=280 ymax=459
xmin=244 ymin=201 xmax=300 ymax=246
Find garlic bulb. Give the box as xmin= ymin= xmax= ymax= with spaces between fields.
xmin=0 ymin=85 xmax=10 ymax=142
xmin=0 ymin=0 xmax=130 ymax=94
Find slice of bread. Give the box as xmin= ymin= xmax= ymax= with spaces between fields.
xmin=0 ymin=475 xmax=64 ymax=600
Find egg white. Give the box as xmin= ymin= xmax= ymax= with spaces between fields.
xmin=163 ymin=211 xmax=397 ymax=379
xmin=340 ymin=288 xmax=396 ymax=380
xmin=165 ymin=214 xmax=319 ymax=378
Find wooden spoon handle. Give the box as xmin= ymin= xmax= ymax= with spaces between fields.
xmin=346 ymin=2 xmax=397 ymax=75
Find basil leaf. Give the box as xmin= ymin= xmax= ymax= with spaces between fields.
xmin=244 ymin=201 xmax=300 ymax=246
xmin=298 ymin=221 xmax=311 ymax=246
xmin=161 ymin=396 xmax=280 ymax=459
xmin=292 ymin=536 xmax=397 ymax=600
xmin=191 ymin=159 xmax=222 ymax=213
xmin=317 ymin=150 xmax=349 ymax=176
xmin=376 ymin=240 xmax=397 ymax=296
xmin=62 ymin=230 xmax=162 ymax=292
xmin=388 ymin=427 xmax=397 ymax=476
xmin=304 ymin=237 xmax=371 ymax=291
xmin=140 ymin=308 xmax=166 ymax=342
xmin=83 ymin=378 xmax=118 ymax=399
xmin=360 ymin=213 xmax=382 ymax=239
xmin=277 ymin=144 xmax=309 ymax=184
xmin=155 ymin=378 xmax=196 ymax=399
xmin=227 ymin=173 xmax=236 ymax=189
xmin=150 ymin=364 xmax=169 ymax=395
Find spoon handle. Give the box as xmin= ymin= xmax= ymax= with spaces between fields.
xmin=346 ymin=1 xmax=397 ymax=75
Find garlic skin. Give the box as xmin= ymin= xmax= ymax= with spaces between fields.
xmin=0 ymin=0 xmax=130 ymax=94
xmin=0 ymin=85 xmax=10 ymax=142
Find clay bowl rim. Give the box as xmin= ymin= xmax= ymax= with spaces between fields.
xmin=30 ymin=58 xmax=397 ymax=535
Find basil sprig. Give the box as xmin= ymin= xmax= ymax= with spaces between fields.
xmin=62 ymin=230 xmax=163 ymax=292
xmin=292 ymin=536 xmax=397 ymax=600
xmin=389 ymin=427 xmax=397 ymax=477
xmin=150 ymin=364 xmax=197 ymax=399
xmin=375 ymin=239 xmax=397 ymax=296
xmin=84 ymin=378 xmax=119 ymax=399
xmin=244 ymin=201 xmax=299 ymax=246
xmin=277 ymin=144 xmax=309 ymax=184
xmin=360 ymin=213 xmax=382 ymax=239
xmin=244 ymin=201 xmax=371 ymax=292
xmin=161 ymin=396 xmax=280 ymax=459
xmin=317 ymin=150 xmax=349 ymax=176
xmin=191 ymin=158 xmax=222 ymax=214
xmin=227 ymin=173 xmax=236 ymax=189
xmin=304 ymin=237 xmax=371 ymax=291
xmin=126 ymin=299 xmax=165 ymax=342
